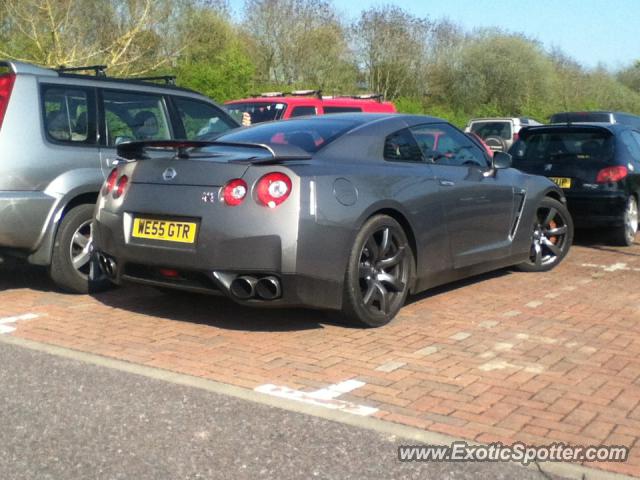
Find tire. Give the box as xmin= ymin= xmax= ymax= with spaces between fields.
xmin=611 ymin=195 xmax=638 ymax=246
xmin=516 ymin=197 xmax=573 ymax=272
xmin=49 ymin=204 xmax=112 ymax=294
xmin=341 ymin=215 xmax=413 ymax=328
xmin=483 ymin=135 xmax=507 ymax=153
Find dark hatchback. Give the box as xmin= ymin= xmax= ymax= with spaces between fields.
xmin=510 ymin=123 xmax=640 ymax=245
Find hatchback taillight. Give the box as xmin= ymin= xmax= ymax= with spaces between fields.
xmin=0 ymin=72 xmax=16 ymax=131
xmin=255 ymin=172 xmax=292 ymax=208
xmin=113 ymin=175 xmax=129 ymax=199
xmin=596 ymin=166 xmax=628 ymax=184
xmin=103 ymin=168 xmax=119 ymax=195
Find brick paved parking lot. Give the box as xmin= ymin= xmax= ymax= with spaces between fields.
xmin=1 ymin=235 xmax=640 ymax=477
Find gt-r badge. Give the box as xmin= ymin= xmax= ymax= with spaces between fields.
xmin=202 ymin=192 xmax=216 ymax=203
xmin=162 ymin=167 xmax=177 ymax=181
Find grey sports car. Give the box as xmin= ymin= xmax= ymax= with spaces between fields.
xmin=92 ymin=114 xmax=573 ymax=327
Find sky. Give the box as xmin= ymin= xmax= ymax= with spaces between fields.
xmin=228 ymin=0 xmax=640 ymax=70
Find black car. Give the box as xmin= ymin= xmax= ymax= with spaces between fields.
xmin=510 ymin=123 xmax=640 ymax=245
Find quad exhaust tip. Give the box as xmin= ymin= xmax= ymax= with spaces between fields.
xmin=97 ymin=253 xmax=117 ymax=278
xmin=229 ymin=275 xmax=281 ymax=300
xmin=255 ymin=276 xmax=281 ymax=300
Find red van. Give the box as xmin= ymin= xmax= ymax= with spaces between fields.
xmin=225 ymin=90 xmax=396 ymax=124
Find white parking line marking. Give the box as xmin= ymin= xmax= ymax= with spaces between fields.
xmin=255 ymin=380 xmax=378 ymax=416
xmin=582 ymin=262 xmax=640 ymax=272
xmin=0 ymin=313 xmax=39 ymax=334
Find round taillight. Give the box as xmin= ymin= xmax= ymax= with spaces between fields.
xmin=103 ymin=168 xmax=118 ymax=195
xmin=113 ymin=175 xmax=129 ymax=199
xmin=222 ymin=178 xmax=248 ymax=206
xmin=255 ymin=172 xmax=292 ymax=208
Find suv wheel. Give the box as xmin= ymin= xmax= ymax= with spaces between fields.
xmin=49 ymin=204 xmax=112 ymax=293
xmin=612 ymin=195 xmax=638 ymax=246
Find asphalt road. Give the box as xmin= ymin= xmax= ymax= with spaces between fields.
xmin=0 ymin=341 xmax=561 ymax=480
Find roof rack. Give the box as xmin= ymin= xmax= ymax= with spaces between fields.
xmin=56 ymin=64 xmax=107 ymax=77
xmin=127 ymin=75 xmax=176 ymax=86
xmin=290 ymin=89 xmax=322 ymax=98
xmin=351 ymin=94 xmax=383 ymax=102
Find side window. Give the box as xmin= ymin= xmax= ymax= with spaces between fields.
xmin=102 ymin=90 xmax=171 ymax=146
xmin=42 ymin=86 xmax=96 ymax=145
xmin=412 ymin=123 xmax=488 ymax=168
xmin=384 ymin=128 xmax=423 ymax=162
xmin=323 ymin=106 xmax=362 ymax=114
xmin=290 ymin=106 xmax=317 ymax=117
xmin=173 ymin=97 xmax=236 ymax=140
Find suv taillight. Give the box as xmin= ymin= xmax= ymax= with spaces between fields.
xmin=596 ymin=166 xmax=628 ymax=184
xmin=0 ymin=72 xmax=16 ymax=131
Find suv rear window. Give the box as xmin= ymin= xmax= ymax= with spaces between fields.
xmin=173 ymin=97 xmax=236 ymax=140
xmin=43 ymin=87 xmax=96 ymax=145
xmin=511 ymin=130 xmax=615 ymax=165
xmin=225 ymin=102 xmax=286 ymax=124
xmin=470 ymin=121 xmax=512 ymax=140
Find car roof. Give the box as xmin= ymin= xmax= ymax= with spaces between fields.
xmin=521 ymin=122 xmax=627 ymax=134
xmin=278 ymin=112 xmax=445 ymax=124
xmin=225 ymin=96 xmax=395 ymax=107
xmin=1 ymin=59 xmax=201 ymax=96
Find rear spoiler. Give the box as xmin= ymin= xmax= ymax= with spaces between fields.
xmin=116 ymin=140 xmax=312 ymax=164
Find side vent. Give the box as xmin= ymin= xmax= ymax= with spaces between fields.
xmin=509 ymin=192 xmax=526 ymax=239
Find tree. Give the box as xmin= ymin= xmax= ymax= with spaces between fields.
xmin=0 ymin=0 xmax=179 ymax=75
xmin=243 ymin=0 xmax=356 ymax=90
xmin=352 ymin=5 xmax=432 ymax=99
xmin=172 ymin=5 xmax=254 ymax=101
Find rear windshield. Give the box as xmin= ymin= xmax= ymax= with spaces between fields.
xmin=550 ymin=112 xmax=612 ymax=123
xmin=225 ymin=102 xmax=287 ymax=124
xmin=470 ymin=121 xmax=512 ymax=140
xmin=510 ymin=130 xmax=615 ymax=165
xmin=212 ymin=117 xmax=364 ymax=153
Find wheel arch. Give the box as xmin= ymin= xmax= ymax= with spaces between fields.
xmin=27 ymin=190 xmax=100 ymax=266
xmin=360 ymin=206 xmax=419 ymax=286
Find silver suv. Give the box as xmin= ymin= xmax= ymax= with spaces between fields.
xmin=464 ymin=117 xmax=542 ymax=153
xmin=0 ymin=61 xmax=238 ymax=293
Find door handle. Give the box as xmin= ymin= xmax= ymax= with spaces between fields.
xmin=439 ymin=180 xmax=455 ymax=187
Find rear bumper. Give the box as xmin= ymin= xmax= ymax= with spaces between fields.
xmin=92 ymin=208 xmax=344 ymax=311
xmin=0 ymin=191 xmax=56 ymax=251
xmin=565 ymin=192 xmax=627 ymax=228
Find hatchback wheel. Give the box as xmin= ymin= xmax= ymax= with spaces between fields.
xmin=516 ymin=197 xmax=573 ymax=272
xmin=612 ymin=195 xmax=638 ymax=246
xmin=49 ymin=204 xmax=112 ymax=294
xmin=341 ymin=215 xmax=413 ymax=327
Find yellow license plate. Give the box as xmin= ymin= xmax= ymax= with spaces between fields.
xmin=132 ymin=218 xmax=197 ymax=244
xmin=549 ymin=177 xmax=572 ymax=188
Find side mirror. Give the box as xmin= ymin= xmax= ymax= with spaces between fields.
xmin=492 ymin=151 xmax=512 ymax=169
